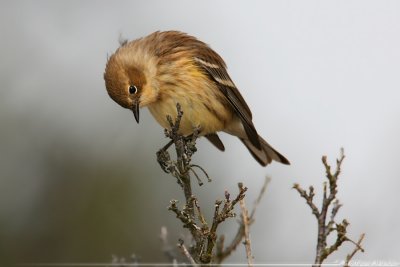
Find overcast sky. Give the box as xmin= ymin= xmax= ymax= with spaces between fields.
xmin=1 ymin=0 xmax=399 ymax=264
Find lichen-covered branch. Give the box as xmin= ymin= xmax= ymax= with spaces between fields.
xmin=201 ymin=183 xmax=247 ymax=263
xmin=156 ymin=103 xmax=262 ymax=265
xmin=156 ymin=104 xmax=201 ymax=246
xmin=215 ymin=177 xmax=270 ymax=264
xmin=293 ymin=149 xmax=365 ymax=266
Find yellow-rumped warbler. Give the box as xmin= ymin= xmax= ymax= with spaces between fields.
xmin=104 ymin=31 xmax=289 ymax=166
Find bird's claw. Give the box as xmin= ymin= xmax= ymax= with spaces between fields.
xmin=156 ymin=149 xmax=172 ymax=173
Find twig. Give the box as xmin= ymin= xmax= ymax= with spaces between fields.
xmin=178 ymin=239 xmax=198 ymax=266
xmin=239 ymin=195 xmax=253 ymax=266
xmin=157 ymin=103 xmax=264 ymax=264
xmin=190 ymin=164 xmax=212 ymax=183
xmin=344 ymin=233 xmax=365 ymax=267
xmin=168 ymin=199 xmax=202 ymax=234
xmin=201 ymin=184 xmax=248 ymax=263
xmin=193 ymin=196 xmax=208 ymax=226
xmin=292 ymin=184 xmax=319 ymax=219
xmin=293 ymin=148 xmax=365 ymax=266
xmin=250 ymin=176 xmax=271 ymax=219
xmin=216 ymin=177 xmax=270 ymax=263
xmin=216 ymin=224 xmax=245 ymax=262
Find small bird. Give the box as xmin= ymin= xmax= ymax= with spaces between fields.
xmin=104 ymin=31 xmax=289 ymax=166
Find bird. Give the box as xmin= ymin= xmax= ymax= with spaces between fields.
xmin=104 ymin=30 xmax=289 ymax=166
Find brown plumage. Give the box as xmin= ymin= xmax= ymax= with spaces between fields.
xmin=104 ymin=30 xmax=289 ymax=166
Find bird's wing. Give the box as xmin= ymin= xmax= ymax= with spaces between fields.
xmin=193 ymin=55 xmax=261 ymax=149
xmin=149 ymin=31 xmax=261 ymax=150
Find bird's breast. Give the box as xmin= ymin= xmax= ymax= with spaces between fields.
xmin=147 ymin=78 xmax=234 ymax=136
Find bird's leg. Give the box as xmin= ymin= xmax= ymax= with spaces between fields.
xmin=162 ymin=139 xmax=175 ymax=151
xmin=156 ymin=139 xmax=174 ymax=174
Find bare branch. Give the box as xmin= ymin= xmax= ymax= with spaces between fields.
xmin=216 ymin=177 xmax=271 ymax=263
xmin=293 ymin=149 xmax=365 ymax=267
xmin=293 ymin=184 xmax=320 ymax=219
xmin=216 ymin=223 xmax=245 ymax=262
xmin=168 ymin=200 xmax=202 ymax=235
xmin=157 ymin=103 xmax=267 ymax=264
xmin=344 ymin=233 xmax=366 ymax=267
xmin=177 ymin=239 xmax=198 ymax=266
xmin=239 ymin=194 xmax=253 ymax=266
xmin=201 ymin=184 xmax=248 ymax=263
xmin=250 ymin=176 xmax=271 ymax=219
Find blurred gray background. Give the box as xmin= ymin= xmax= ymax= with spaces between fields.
xmin=1 ymin=0 xmax=399 ymax=265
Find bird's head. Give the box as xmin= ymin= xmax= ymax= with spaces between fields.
xmin=104 ymin=45 xmax=157 ymax=123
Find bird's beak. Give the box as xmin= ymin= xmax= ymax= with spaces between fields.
xmin=132 ymin=99 xmax=140 ymax=123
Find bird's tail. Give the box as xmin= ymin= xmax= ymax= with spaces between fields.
xmin=240 ymin=135 xmax=290 ymax=166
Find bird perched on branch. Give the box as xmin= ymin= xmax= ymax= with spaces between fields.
xmin=104 ymin=31 xmax=289 ymax=166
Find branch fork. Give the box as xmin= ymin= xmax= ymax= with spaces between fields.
xmin=156 ymin=103 xmax=263 ymax=265
xmin=293 ymin=149 xmax=365 ymax=266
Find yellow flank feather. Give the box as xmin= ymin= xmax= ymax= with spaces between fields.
xmin=148 ymin=58 xmax=232 ymax=136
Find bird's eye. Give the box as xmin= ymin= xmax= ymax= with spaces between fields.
xmin=129 ymin=85 xmax=138 ymax=94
